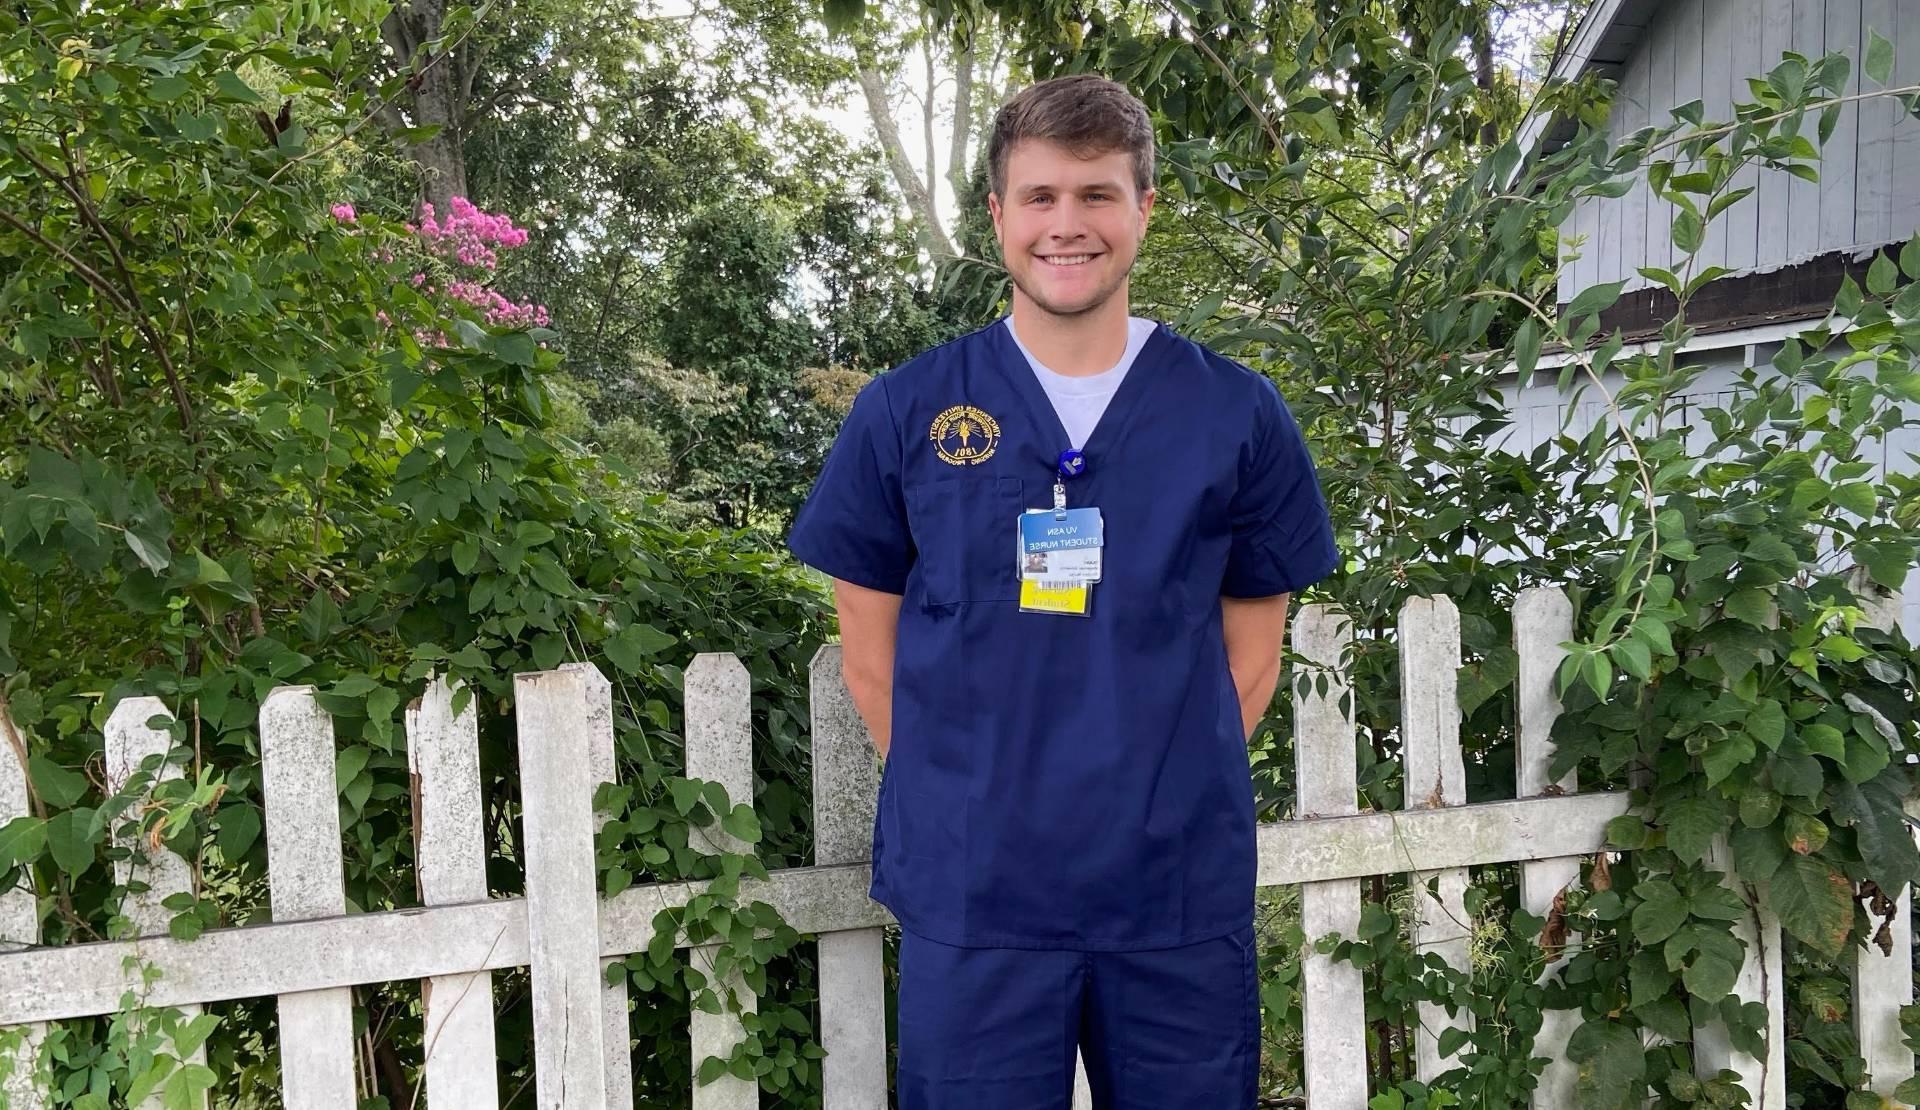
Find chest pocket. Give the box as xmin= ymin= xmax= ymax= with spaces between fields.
xmin=904 ymin=475 xmax=1025 ymax=606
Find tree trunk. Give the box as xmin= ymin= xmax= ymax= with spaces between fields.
xmin=855 ymin=49 xmax=957 ymax=258
xmin=1470 ymin=7 xmax=1498 ymax=147
xmin=380 ymin=0 xmax=471 ymax=214
xmin=947 ymin=33 xmax=976 ymax=204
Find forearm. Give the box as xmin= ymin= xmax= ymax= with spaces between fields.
xmin=832 ymin=579 xmax=902 ymax=758
xmin=1229 ymin=653 xmax=1285 ymax=741
xmin=844 ymin=653 xmax=895 ymax=758
xmin=1221 ymin=593 xmax=1292 ymax=742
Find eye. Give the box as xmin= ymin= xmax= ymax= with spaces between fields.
xmin=1027 ymin=193 xmax=1052 ymax=205
xmin=1087 ymin=192 xmax=1110 ymax=202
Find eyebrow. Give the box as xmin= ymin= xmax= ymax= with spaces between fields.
xmin=1014 ymin=181 xmax=1125 ymax=198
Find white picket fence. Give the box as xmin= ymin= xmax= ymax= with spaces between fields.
xmin=0 ymin=587 xmax=1913 ymax=1108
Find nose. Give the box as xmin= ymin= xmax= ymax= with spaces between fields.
xmin=1047 ymin=197 xmax=1090 ymax=241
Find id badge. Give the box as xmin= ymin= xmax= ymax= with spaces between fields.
xmin=1017 ymin=508 xmax=1103 ymax=582
xmin=1015 ymin=507 xmax=1102 ymax=616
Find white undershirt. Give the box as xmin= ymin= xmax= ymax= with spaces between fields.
xmin=1005 ymin=316 xmax=1159 ymax=450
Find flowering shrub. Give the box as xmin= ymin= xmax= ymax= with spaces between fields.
xmin=409 ymin=197 xmax=551 ymax=329
xmin=339 ymin=195 xmax=551 ymax=341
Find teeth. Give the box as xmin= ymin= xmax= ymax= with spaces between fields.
xmin=1043 ymin=255 xmax=1093 ymax=266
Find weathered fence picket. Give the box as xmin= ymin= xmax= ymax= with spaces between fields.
xmin=103 ymin=698 xmax=207 ymax=1110
xmin=1695 ymin=838 xmax=1786 ymax=1103
xmin=258 ymin=687 xmax=357 ymax=1107
xmin=1399 ymin=596 xmax=1475 ymax=1082
xmin=1511 ymin=588 xmax=1579 ymax=1109
xmin=1293 ymin=604 xmax=1367 ymax=1110
xmin=516 ymin=664 xmax=614 ymax=1108
xmin=406 ymin=677 xmax=501 ymax=1108
xmin=0 ymin=584 xmax=1911 ymax=1109
xmin=1853 ymin=798 xmax=1919 ymax=1099
xmin=686 ymin=653 xmax=760 ymax=1110
xmin=583 ymin=662 xmax=637 ymax=1110
xmin=1850 ymin=585 xmax=1917 ymax=1101
xmin=0 ymin=706 xmax=44 ymax=1109
xmin=809 ymin=646 xmax=888 ymax=1110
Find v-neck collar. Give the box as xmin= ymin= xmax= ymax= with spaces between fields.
xmin=990 ymin=317 xmax=1173 ymax=475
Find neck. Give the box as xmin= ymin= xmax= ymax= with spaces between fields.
xmin=1009 ymin=290 xmax=1131 ymax=377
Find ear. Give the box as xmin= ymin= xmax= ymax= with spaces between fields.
xmin=987 ymin=191 xmax=1005 ymax=240
xmin=1138 ymin=187 xmax=1155 ymax=239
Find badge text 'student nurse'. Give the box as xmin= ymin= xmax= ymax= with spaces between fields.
xmin=787 ymin=74 xmax=1339 ymax=1110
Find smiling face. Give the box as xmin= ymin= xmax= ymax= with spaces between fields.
xmin=988 ymin=138 xmax=1154 ymax=320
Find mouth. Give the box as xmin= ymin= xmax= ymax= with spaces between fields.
xmin=1037 ymin=253 xmax=1100 ymax=268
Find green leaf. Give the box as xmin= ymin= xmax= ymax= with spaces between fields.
xmin=173 ymin=1013 xmax=221 ymax=1057
xmin=1582 ymin=652 xmax=1613 ymax=701
xmin=1770 ymin=752 xmax=1824 ymax=799
xmin=213 ymin=70 xmax=261 ymax=102
xmin=0 ymin=816 xmax=47 ymax=867
xmin=1565 ymin=280 xmax=1625 ymax=323
xmin=1745 ymin=701 xmax=1785 ymax=750
xmin=603 ymin=623 xmax=676 ymax=675
xmin=335 ymin=744 xmax=371 ymax=789
xmin=1630 ymin=881 xmax=1688 ymax=944
xmin=1611 ymin=638 xmax=1652 ymax=681
xmin=819 ymin=0 xmax=863 ymax=32
xmin=1730 ymin=823 xmax=1786 ymax=882
xmin=1865 ymin=27 xmax=1894 ymax=85
xmin=1867 ymin=251 xmax=1900 ymax=295
xmin=1831 ymin=482 xmax=1876 ymax=516
xmin=1513 ymin=318 xmax=1541 ymax=377
xmin=28 ymin=756 xmax=89 ymax=808
xmin=1723 ymin=588 xmax=1776 ymax=628
xmin=1784 ymin=812 xmax=1829 ymax=855
xmin=1682 ymin=950 xmax=1741 ymax=1001
xmin=493 ymin=331 xmax=537 ymax=366
xmin=669 ymin=778 xmax=702 ymax=817
xmin=722 ymin=803 xmax=762 ymax=845
xmin=1664 ymin=796 xmax=1727 ymax=864
xmin=124 ymin=530 xmax=171 ymax=572
xmin=1801 ymin=723 xmax=1846 ymax=761
xmin=1672 ymin=210 xmax=1704 ymax=255
xmin=1701 ymin=732 xmax=1755 ymax=786
xmin=1769 ymin=854 xmax=1853 ymax=957
xmin=46 ymin=807 xmax=97 ymax=875
xmin=1737 ymin=790 xmax=1781 ymax=829
xmin=216 ymin=804 xmax=261 ymax=861
xmin=126 ymin=1060 xmax=174 ymax=1107
xmin=1566 ymin=1019 xmax=1647 ymax=1102
xmin=1606 ymin=814 xmax=1648 ymax=849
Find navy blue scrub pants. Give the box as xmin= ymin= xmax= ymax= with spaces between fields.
xmin=895 ymin=925 xmax=1261 ymax=1109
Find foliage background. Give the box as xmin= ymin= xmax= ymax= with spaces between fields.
xmin=2 ymin=0 xmax=1919 ymax=1105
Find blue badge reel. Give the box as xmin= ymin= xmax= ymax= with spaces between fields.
xmin=1016 ymin=447 xmax=1104 ymax=617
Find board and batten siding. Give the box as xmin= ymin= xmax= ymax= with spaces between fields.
xmin=1494 ymin=331 xmax=1920 ymax=637
xmin=1558 ymin=0 xmax=1920 ymax=306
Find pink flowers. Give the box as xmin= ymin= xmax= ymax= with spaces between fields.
xmin=412 ymin=197 xmax=531 ymax=272
xmin=334 ymin=196 xmax=550 ymax=347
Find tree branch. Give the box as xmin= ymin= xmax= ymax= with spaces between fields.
xmin=0 ymin=207 xmax=194 ymax=432
xmin=854 ymin=45 xmax=956 ymax=258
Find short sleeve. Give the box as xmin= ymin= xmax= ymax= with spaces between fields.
xmin=788 ymin=376 xmax=915 ymax=594
xmin=1221 ymin=378 xmax=1338 ymax=598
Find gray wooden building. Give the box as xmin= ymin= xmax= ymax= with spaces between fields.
xmin=1545 ymin=0 xmax=1920 ymax=310
xmin=1507 ymin=0 xmax=1920 ymax=631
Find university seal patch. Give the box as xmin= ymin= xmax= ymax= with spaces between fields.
xmin=929 ymin=405 xmax=1000 ymax=466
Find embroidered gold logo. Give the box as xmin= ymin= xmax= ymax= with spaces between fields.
xmin=929 ymin=405 xmax=1000 ymax=466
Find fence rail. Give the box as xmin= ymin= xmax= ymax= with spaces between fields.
xmin=0 ymin=587 xmax=1912 ymax=1108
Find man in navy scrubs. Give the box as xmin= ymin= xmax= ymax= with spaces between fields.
xmin=788 ymin=74 xmax=1337 ymax=1109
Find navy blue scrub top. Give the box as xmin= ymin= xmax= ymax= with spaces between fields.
xmin=788 ymin=319 xmax=1337 ymax=951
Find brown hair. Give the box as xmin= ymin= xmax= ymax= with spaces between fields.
xmin=988 ymin=75 xmax=1155 ymax=199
